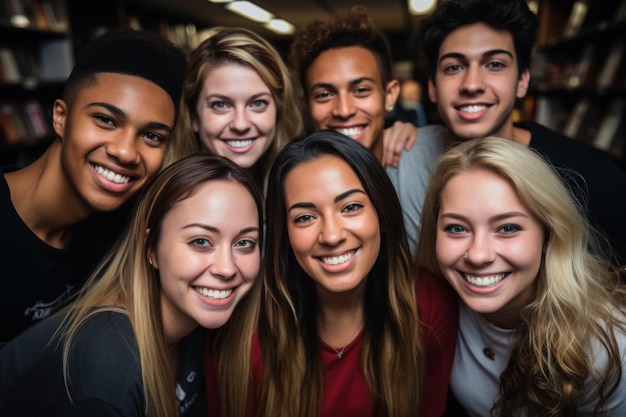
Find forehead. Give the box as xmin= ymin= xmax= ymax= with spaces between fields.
xmin=306 ymin=46 xmax=382 ymax=87
xmin=439 ymin=22 xmax=516 ymax=60
xmin=203 ymin=62 xmax=269 ymax=93
xmin=284 ymin=155 xmax=363 ymax=198
xmin=71 ymin=73 xmax=174 ymax=111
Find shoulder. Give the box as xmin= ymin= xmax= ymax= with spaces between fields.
xmin=519 ymin=121 xmax=624 ymax=169
xmin=67 ymin=311 xmax=144 ymax=413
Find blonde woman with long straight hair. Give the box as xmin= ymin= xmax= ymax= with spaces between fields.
xmin=205 ymin=131 xmax=459 ymax=417
xmin=0 ymin=153 xmax=263 ymax=417
xmin=172 ymin=26 xmax=303 ymax=194
xmin=417 ymin=137 xmax=626 ymax=416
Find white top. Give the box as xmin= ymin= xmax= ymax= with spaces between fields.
xmin=452 ymin=303 xmax=626 ymax=416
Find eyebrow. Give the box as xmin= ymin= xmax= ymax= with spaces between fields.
xmin=183 ymin=224 xmax=260 ymax=235
xmin=439 ymin=211 xmax=529 ymax=222
xmin=87 ymin=102 xmax=172 ymax=133
xmin=439 ymin=49 xmax=514 ymax=63
xmin=310 ymin=77 xmax=377 ymax=92
xmin=288 ymin=188 xmax=366 ymax=212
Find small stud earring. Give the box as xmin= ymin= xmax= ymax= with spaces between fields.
xmin=464 ymin=252 xmax=469 ymax=260
xmin=386 ymin=105 xmax=394 ymax=112
xmin=149 ymin=258 xmax=153 ymax=266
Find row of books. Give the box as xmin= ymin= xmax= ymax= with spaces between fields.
xmin=0 ymin=39 xmax=74 ymax=83
xmin=0 ymin=0 xmax=65 ymax=31
xmin=532 ymin=39 xmax=626 ymax=91
xmin=0 ymin=101 xmax=51 ymax=144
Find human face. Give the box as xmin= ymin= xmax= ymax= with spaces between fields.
xmin=284 ymin=155 xmax=380 ymax=297
xmin=428 ymin=23 xmax=530 ymax=141
xmin=53 ymin=73 xmax=174 ymax=215
xmin=192 ymin=63 xmax=277 ymax=169
xmin=152 ymin=180 xmax=260 ymax=340
xmin=435 ymin=169 xmax=544 ymax=328
xmin=305 ymin=46 xmax=399 ymax=161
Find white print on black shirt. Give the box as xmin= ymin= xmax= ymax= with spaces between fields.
xmin=24 ymin=283 xmax=76 ymax=321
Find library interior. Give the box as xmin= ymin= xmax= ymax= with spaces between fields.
xmin=1 ymin=0 xmax=626 ymax=169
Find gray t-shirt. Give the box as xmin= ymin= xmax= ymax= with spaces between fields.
xmin=452 ymin=303 xmax=626 ymax=416
xmin=385 ymin=124 xmax=447 ymax=254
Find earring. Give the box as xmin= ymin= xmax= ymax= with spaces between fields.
xmin=148 ymin=258 xmax=153 ymax=266
xmin=464 ymin=251 xmax=469 ymax=260
xmin=386 ymin=105 xmax=394 ymax=112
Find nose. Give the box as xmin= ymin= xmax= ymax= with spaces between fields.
xmin=209 ymin=245 xmax=237 ymax=280
xmin=331 ymin=93 xmax=356 ymax=120
xmin=230 ymin=108 xmax=251 ymax=133
xmin=318 ymin=214 xmax=347 ymax=246
xmin=464 ymin=232 xmax=495 ymax=265
xmin=106 ymin=131 xmax=140 ymax=165
xmin=460 ymin=65 xmax=486 ymax=95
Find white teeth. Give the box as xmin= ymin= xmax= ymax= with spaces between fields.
xmin=338 ymin=127 xmax=362 ymax=138
xmin=464 ymin=273 xmax=505 ymax=288
xmin=321 ymin=252 xmax=353 ymax=265
xmin=195 ymin=287 xmax=233 ymax=299
xmin=226 ymin=139 xmax=253 ymax=149
xmin=94 ymin=165 xmax=131 ymax=184
xmin=460 ymin=105 xmax=488 ymax=113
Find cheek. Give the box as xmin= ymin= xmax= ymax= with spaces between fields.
xmin=308 ymin=102 xmax=328 ymax=126
xmin=237 ymin=252 xmax=261 ymax=282
xmin=141 ymin=147 xmax=166 ymax=179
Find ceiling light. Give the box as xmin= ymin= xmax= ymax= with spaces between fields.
xmin=225 ymin=1 xmax=273 ymax=23
xmin=207 ymin=0 xmax=232 ymax=3
xmin=264 ymin=19 xmax=295 ymax=35
xmin=408 ymin=0 xmax=436 ymax=15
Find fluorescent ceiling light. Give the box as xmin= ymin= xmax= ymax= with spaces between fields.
xmin=408 ymin=0 xmax=436 ymax=15
xmin=225 ymin=1 xmax=273 ymax=23
xmin=264 ymin=19 xmax=295 ymax=35
xmin=207 ymin=0 xmax=232 ymax=3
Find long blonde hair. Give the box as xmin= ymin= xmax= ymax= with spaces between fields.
xmin=59 ymin=153 xmax=263 ymax=417
xmin=256 ymin=131 xmax=423 ymax=417
xmin=172 ymin=27 xmax=303 ymax=192
xmin=417 ymin=137 xmax=626 ymax=416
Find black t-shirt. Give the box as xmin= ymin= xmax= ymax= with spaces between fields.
xmin=0 ymin=311 xmax=204 ymax=416
xmin=518 ymin=121 xmax=626 ymax=266
xmin=0 ymin=169 xmax=133 ymax=342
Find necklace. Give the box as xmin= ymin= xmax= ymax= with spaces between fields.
xmin=328 ymin=324 xmax=363 ymax=359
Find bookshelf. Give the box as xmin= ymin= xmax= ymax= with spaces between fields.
xmin=0 ymin=0 xmax=73 ymax=167
xmin=527 ymin=0 xmax=626 ymax=165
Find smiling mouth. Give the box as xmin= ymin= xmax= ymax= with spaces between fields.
xmin=464 ymin=273 xmax=506 ymax=288
xmin=93 ymin=164 xmax=132 ymax=184
xmin=320 ymin=250 xmax=355 ymax=265
xmin=457 ymin=104 xmax=489 ymax=113
xmin=224 ymin=139 xmax=254 ymax=149
xmin=194 ymin=287 xmax=234 ymax=299
xmin=336 ymin=127 xmax=364 ymax=139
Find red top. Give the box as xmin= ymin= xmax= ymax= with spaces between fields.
xmin=205 ymin=272 xmax=458 ymax=417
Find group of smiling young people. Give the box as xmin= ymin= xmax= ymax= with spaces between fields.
xmin=2 ymin=0 xmax=626 ymax=416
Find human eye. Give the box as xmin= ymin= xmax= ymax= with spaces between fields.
xmin=250 ymin=99 xmax=269 ymax=110
xmin=443 ymin=224 xmax=467 ymax=234
xmin=190 ymin=237 xmax=212 ymax=249
xmin=498 ymin=224 xmax=522 ymax=234
xmin=486 ymin=60 xmax=507 ymax=71
xmin=94 ymin=114 xmax=116 ymax=127
xmin=294 ymin=213 xmax=314 ymax=224
xmin=234 ymin=238 xmax=257 ymax=250
xmin=209 ymin=100 xmax=230 ymax=111
xmin=313 ymin=90 xmax=333 ymax=102
xmin=353 ymin=86 xmax=372 ymax=96
xmin=142 ymin=131 xmax=166 ymax=146
xmin=343 ymin=202 xmax=363 ymax=213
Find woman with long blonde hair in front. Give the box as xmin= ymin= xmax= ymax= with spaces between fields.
xmin=417 ymin=137 xmax=626 ymax=416
xmin=0 ymin=153 xmax=263 ymax=417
